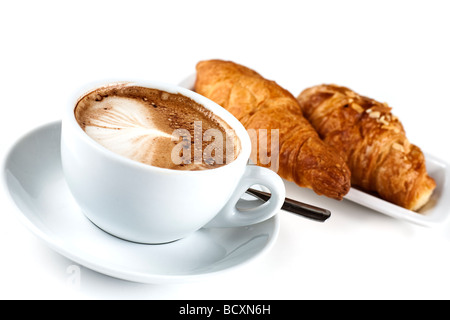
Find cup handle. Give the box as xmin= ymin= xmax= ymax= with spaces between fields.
xmin=204 ymin=165 xmax=285 ymax=228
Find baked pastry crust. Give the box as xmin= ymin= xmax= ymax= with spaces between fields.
xmin=297 ymin=84 xmax=436 ymax=211
xmin=195 ymin=60 xmax=351 ymax=200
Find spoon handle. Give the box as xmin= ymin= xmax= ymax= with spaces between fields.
xmin=246 ymin=188 xmax=331 ymax=222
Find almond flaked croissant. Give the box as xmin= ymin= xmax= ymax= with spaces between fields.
xmin=297 ymin=84 xmax=436 ymax=211
xmin=195 ymin=60 xmax=351 ymax=200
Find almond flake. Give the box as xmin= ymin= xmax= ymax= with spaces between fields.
xmin=392 ymin=143 xmax=405 ymax=152
xmin=369 ymin=111 xmax=381 ymax=118
xmin=351 ymin=103 xmax=364 ymax=113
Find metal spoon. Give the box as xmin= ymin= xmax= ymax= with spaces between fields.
xmin=245 ymin=188 xmax=331 ymax=222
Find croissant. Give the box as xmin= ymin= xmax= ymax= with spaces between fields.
xmin=195 ymin=60 xmax=351 ymax=200
xmin=297 ymin=84 xmax=436 ymax=211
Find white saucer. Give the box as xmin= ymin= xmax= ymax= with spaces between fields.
xmin=2 ymin=121 xmax=279 ymax=284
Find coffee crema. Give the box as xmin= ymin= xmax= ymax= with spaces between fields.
xmin=75 ymin=84 xmax=241 ymax=170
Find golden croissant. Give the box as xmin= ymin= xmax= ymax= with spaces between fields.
xmin=297 ymin=84 xmax=436 ymax=211
xmin=195 ymin=60 xmax=351 ymax=200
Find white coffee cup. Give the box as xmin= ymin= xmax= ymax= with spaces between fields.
xmin=61 ymin=81 xmax=285 ymax=244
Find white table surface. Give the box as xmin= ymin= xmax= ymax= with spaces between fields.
xmin=1 ymin=0 xmax=450 ymax=300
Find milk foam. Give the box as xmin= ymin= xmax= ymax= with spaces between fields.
xmin=82 ymin=96 xmax=173 ymax=165
xmin=75 ymin=85 xmax=241 ymax=170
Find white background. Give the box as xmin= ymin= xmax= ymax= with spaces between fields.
xmin=1 ymin=0 xmax=450 ymax=299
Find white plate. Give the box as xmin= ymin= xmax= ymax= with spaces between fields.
xmin=2 ymin=121 xmax=279 ymax=284
xmin=344 ymin=155 xmax=450 ymax=227
xmin=180 ymin=73 xmax=450 ymax=227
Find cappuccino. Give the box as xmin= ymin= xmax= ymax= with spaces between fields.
xmin=75 ymin=83 xmax=240 ymax=170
